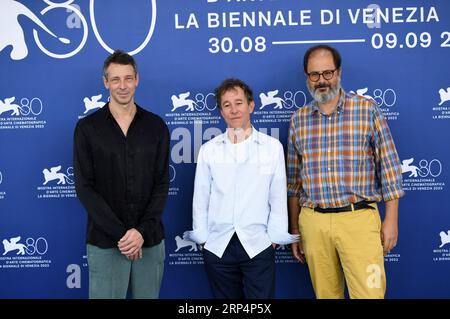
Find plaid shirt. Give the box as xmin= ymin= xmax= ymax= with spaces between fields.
xmin=287 ymin=90 xmax=404 ymax=208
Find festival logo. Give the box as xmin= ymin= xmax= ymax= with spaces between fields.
xmin=83 ymin=93 xmax=105 ymax=114
xmin=438 ymin=87 xmax=450 ymax=106
xmin=401 ymin=157 xmax=445 ymax=192
xmin=433 ymin=229 xmax=450 ymax=262
xmin=253 ymin=88 xmax=306 ymax=126
xmin=350 ymin=87 xmax=399 ymax=120
xmin=78 ymin=93 xmax=106 ymax=119
xmin=433 ymin=86 xmax=450 ymax=120
xmin=166 ymin=90 xmax=219 ymax=126
xmin=0 ymin=235 xmax=52 ymax=269
xmin=0 ymin=96 xmax=46 ymax=130
xmin=439 ymin=230 xmax=450 ymax=248
xmin=37 ymin=165 xmax=77 ymax=199
xmin=168 ymin=233 xmax=203 ymax=266
xmin=0 ymin=0 xmax=157 ymax=60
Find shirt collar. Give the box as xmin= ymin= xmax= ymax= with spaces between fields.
xmin=215 ymin=126 xmax=265 ymax=145
xmin=104 ymin=102 xmax=143 ymax=120
xmin=310 ymin=89 xmax=346 ymax=115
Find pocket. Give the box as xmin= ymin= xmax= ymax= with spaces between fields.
xmin=298 ymin=207 xmax=310 ymax=229
xmin=298 ymin=208 xmax=310 ymax=238
xmin=298 ymin=211 xmax=303 ymax=232
xmin=260 ymin=244 xmax=275 ymax=259
xmin=159 ymin=240 xmax=166 ymax=262
xmin=369 ymin=210 xmax=382 ymax=232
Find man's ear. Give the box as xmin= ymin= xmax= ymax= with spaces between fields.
xmin=249 ymin=100 xmax=255 ymax=113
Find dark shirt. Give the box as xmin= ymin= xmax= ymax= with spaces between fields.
xmin=73 ymin=103 xmax=170 ymax=248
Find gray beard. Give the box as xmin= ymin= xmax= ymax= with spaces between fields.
xmin=309 ymin=81 xmax=342 ymax=104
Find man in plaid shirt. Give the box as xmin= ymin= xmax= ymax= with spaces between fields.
xmin=287 ymin=45 xmax=404 ymax=299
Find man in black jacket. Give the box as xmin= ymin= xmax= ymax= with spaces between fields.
xmin=74 ymin=50 xmax=169 ymax=299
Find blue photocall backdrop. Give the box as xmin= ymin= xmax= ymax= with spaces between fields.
xmin=0 ymin=0 xmax=449 ymax=298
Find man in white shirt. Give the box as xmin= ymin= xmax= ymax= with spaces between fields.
xmin=184 ymin=78 xmax=298 ymax=298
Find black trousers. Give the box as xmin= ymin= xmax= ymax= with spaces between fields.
xmin=202 ymin=233 xmax=275 ymax=299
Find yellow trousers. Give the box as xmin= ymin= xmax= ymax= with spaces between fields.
xmin=299 ymin=204 xmax=386 ymax=299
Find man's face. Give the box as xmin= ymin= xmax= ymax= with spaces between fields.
xmin=219 ymin=86 xmax=254 ymax=131
xmin=306 ymin=50 xmax=341 ymax=104
xmin=103 ymin=63 xmax=139 ymax=106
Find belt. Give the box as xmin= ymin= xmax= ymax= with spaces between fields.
xmin=313 ymin=200 xmax=376 ymax=213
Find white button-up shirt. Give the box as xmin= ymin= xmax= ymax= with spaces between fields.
xmin=184 ymin=128 xmax=298 ymax=258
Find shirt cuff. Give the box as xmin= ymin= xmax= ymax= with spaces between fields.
xmin=183 ymin=229 xmax=208 ymax=245
xmin=382 ymin=184 xmax=405 ymax=201
xmin=287 ymin=183 xmax=302 ymax=197
xmin=267 ymin=227 xmax=299 ymax=245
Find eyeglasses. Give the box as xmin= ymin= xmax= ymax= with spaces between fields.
xmin=307 ymin=69 xmax=338 ymax=82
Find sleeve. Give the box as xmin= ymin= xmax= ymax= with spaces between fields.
xmin=73 ymin=121 xmax=127 ymax=241
xmin=267 ymin=141 xmax=300 ymax=245
xmin=136 ymin=122 xmax=170 ymax=238
xmin=183 ymin=145 xmax=211 ymax=244
xmin=371 ymin=104 xmax=405 ymax=201
xmin=286 ymin=115 xmax=303 ymax=197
